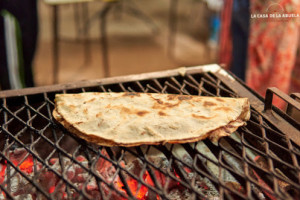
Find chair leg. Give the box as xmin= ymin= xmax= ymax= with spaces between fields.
xmin=74 ymin=3 xmax=91 ymax=67
xmin=52 ymin=5 xmax=59 ymax=84
xmin=168 ymin=0 xmax=178 ymax=58
xmin=82 ymin=3 xmax=91 ymax=66
xmin=99 ymin=2 xmax=114 ymax=77
xmin=123 ymin=0 xmax=158 ymax=34
xmin=74 ymin=3 xmax=81 ymax=40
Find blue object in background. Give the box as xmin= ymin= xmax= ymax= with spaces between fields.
xmin=209 ymin=14 xmax=221 ymax=47
xmin=231 ymin=0 xmax=250 ymax=81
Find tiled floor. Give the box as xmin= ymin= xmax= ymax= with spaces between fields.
xmin=34 ymin=0 xmax=217 ymax=86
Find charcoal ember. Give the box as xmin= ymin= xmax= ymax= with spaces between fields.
xmin=72 ymin=162 xmax=89 ymax=183
xmin=95 ymin=149 xmax=125 ymax=186
xmin=2 ymin=163 xmax=36 ymax=197
xmin=96 ymin=150 xmax=114 ymax=176
xmin=167 ymin=188 xmax=193 ymax=200
xmin=181 ymin=154 xmax=193 ymax=167
xmin=7 ymin=148 xmax=28 ymax=162
xmin=86 ymin=178 xmax=98 ymax=191
xmin=74 ymin=156 xmax=88 ymax=175
xmin=40 ymin=158 xmax=71 ymax=198
xmin=9 ymin=175 xmax=20 ymax=194
xmin=185 ymin=171 xmax=195 ymax=180
xmin=65 ymin=165 xmax=75 ymax=180
xmin=206 ymin=197 xmax=220 ymax=200
xmin=174 ymin=161 xmax=195 ymax=182
xmin=252 ymin=186 xmax=266 ymax=200
xmin=74 ymin=173 xmax=88 ymax=183
xmin=52 ymin=182 xmax=67 ymax=199
xmin=87 ymin=190 xmax=102 ymax=200
xmin=100 ymin=182 xmax=127 ymax=200
xmin=0 ymin=192 xmax=5 ymax=200
xmin=145 ymin=157 xmax=188 ymax=192
xmin=2 ymin=149 xmax=107 ymax=200
xmin=147 ymin=156 xmax=169 ymax=186
xmin=49 ymin=157 xmax=70 ymax=172
xmin=38 ymin=170 xmax=60 ymax=194
xmin=14 ymin=194 xmax=34 ymax=200
xmin=97 ymin=161 xmax=119 ymax=184
xmin=225 ymin=182 xmax=244 ymax=193
xmin=82 ymin=177 xmax=102 ymax=200
xmin=67 ymin=188 xmax=81 ymax=199
xmin=49 ymin=158 xmax=58 ymax=165
xmin=96 ymin=158 xmax=126 ymax=200
xmin=7 ymin=148 xmax=37 ymax=174
xmin=76 ymin=155 xmax=87 ymax=163
xmin=125 ymin=158 xmax=143 ymax=177
xmin=0 ymin=162 xmax=6 ymax=184
xmin=195 ymin=177 xmax=219 ymax=198
xmin=57 ymin=156 xmax=98 ymax=199
xmin=12 ymin=178 xmax=34 ymax=197
xmin=147 ymin=156 xmax=169 ymax=170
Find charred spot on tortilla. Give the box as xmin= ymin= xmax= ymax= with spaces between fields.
xmin=178 ymin=96 xmax=192 ymax=101
xmin=136 ymin=111 xmax=149 ymax=116
xmin=216 ymin=98 xmax=225 ymax=102
xmin=83 ymin=108 xmax=88 ymax=114
xmin=214 ymin=107 xmax=233 ymax=112
xmin=155 ymin=98 xmax=164 ymax=104
xmin=84 ymin=98 xmax=96 ymax=104
xmin=152 ymin=101 xmax=180 ymax=110
xmin=69 ymin=105 xmax=76 ymax=109
xmin=120 ymin=107 xmax=131 ymax=114
xmin=158 ymin=111 xmax=168 ymax=116
xmin=123 ymin=92 xmax=140 ymax=97
xmin=203 ymin=101 xmax=217 ymax=107
xmin=167 ymin=94 xmax=177 ymax=100
xmin=192 ymin=114 xmax=216 ymax=120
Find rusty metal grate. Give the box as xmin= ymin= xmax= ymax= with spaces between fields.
xmin=0 ymin=65 xmax=299 ymax=200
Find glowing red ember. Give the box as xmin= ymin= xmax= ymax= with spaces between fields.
xmin=0 ymin=161 xmax=7 ymax=184
xmin=18 ymin=156 xmax=34 ymax=174
xmin=115 ymin=171 xmax=154 ymax=200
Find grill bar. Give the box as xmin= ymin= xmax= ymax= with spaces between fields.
xmin=0 ymin=64 xmax=299 ymax=200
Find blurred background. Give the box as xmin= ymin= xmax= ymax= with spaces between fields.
xmin=35 ymin=0 xmax=219 ymax=85
xmin=1 ymin=0 xmax=299 ymax=109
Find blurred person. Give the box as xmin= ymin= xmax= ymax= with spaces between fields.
xmin=290 ymin=34 xmax=300 ymax=93
xmin=0 ymin=0 xmax=38 ymax=90
xmin=220 ymin=0 xmax=300 ymax=108
xmin=246 ymin=0 xmax=300 ymax=107
xmin=219 ymin=0 xmax=233 ymax=70
xmin=219 ymin=0 xmax=250 ymax=81
xmin=230 ymin=0 xmax=249 ymax=81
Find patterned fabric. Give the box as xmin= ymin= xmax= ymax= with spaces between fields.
xmin=246 ymin=0 xmax=300 ymax=107
xmin=218 ymin=0 xmax=233 ymax=70
xmin=290 ymin=37 xmax=300 ymax=93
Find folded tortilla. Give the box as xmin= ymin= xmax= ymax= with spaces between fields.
xmin=53 ymin=92 xmax=250 ymax=147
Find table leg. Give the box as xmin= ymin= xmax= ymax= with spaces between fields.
xmin=52 ymin=5 xmax=59 ymax=84
xmin=82 ymin=3 xmax=91 ymax=66
xmin=168 ymin=0 xmax=178 ymax=58
xmin=99 ymin=3 xmax=114 ymax=78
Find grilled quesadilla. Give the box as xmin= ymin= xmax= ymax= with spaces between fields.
xmin=53 ymin=92 xmax=250 ymax=147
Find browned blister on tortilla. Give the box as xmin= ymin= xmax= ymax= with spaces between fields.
xmin=53 ymin=92 xmax=250 ymax=147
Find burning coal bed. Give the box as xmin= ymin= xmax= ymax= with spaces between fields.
xmin=0 ymin=145 xmax=230 ymax=200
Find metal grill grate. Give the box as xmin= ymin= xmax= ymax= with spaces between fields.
xmin=0 ymin=65 xmax=299 ymax=200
